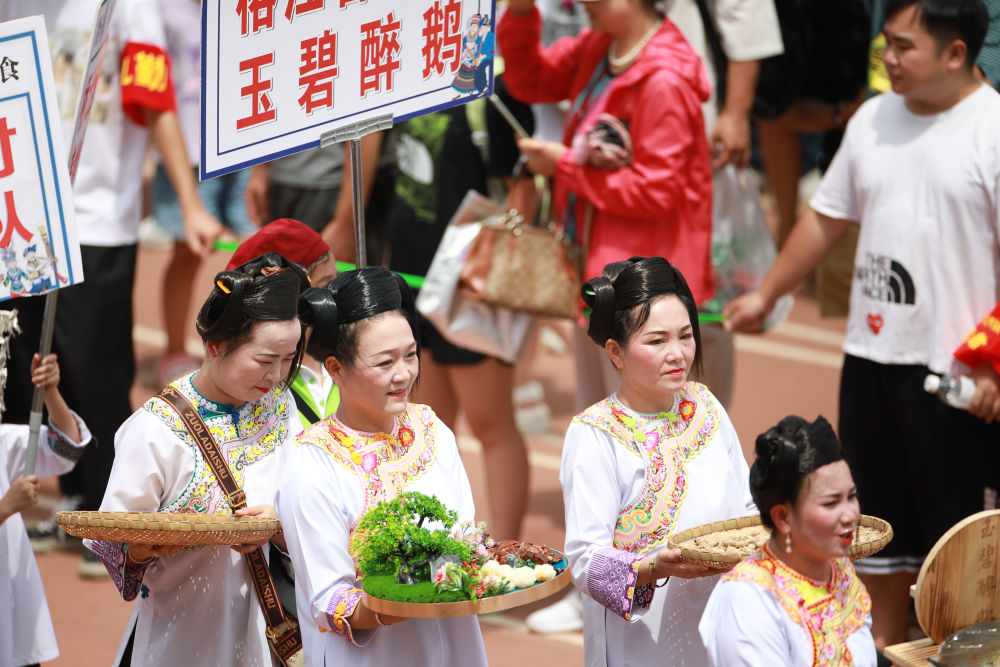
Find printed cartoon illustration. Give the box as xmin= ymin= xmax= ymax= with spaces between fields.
xmin=452 ymin=13 xmax=486 ymax=98
xmin=23 ymin=244 xmax=59 ymax=293
xmin=2 ymin=247 xmax=29 ymax=297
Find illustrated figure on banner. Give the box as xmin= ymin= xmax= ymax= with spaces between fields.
xmin=452 ymin=13 xmax=490 ymax=98
xmin=1 ymin=249 xmax=29 ymax=298
xmin=23 ymin=244 xmax=61 ymax=294
xmin=474 ymin=14 xmax=495 ymax=95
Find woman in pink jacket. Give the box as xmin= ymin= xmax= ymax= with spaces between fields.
xmin=498 ymin=0 xmax=715 ymax=406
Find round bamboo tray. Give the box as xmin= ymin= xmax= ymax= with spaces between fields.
xmin=55 ymin=511 xmax=281 ymax=546
xmin=364 ymin=556 xmax=572 ymax=618
xmin=668 ymin=514 xmax=893 ymax=569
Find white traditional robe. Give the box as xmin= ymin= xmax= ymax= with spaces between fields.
xmin=700 ymin=545 xmax=877 ymax=666
xmin=87 ymin=373 xmax=296 ymax=667
xmin=0 ymin=415 xmax=90 ymax=667
xmin=275 ymin=402 xmax=488 ymax=667
xmin=562 ymin=382 xmax=755 ymax=667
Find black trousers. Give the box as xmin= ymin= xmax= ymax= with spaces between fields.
xmin=1 ymin=244 xmax=137 ymax=510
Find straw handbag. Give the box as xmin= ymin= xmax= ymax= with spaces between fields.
xmin=157 ymin=386 xmax=302 ymax=667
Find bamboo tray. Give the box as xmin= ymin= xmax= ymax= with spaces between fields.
xmin=364 ymin=556 xmax=572 ymax=618
xmin=668 ymin=514 xmax=893 ymax=569
xmin=55 ymin=511 xmax=281 ymax=546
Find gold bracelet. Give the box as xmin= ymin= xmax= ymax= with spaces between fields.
xmin=125 ymin=545 xmax=155 ymax=566
xmin=648 ymin=560 xmax=668 ymax=588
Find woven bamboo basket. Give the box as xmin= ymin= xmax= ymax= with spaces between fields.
xmin=55 ymin=511 xmax=281 ymax=546
xmin=667 ymin=514 xmax=893 ymax=569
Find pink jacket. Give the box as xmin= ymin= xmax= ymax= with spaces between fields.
xmin=498 ymin=9 xmax=715 ymax=304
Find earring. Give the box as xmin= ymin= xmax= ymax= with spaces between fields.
xmin=785 ymin=533 xmax=792 ymax=555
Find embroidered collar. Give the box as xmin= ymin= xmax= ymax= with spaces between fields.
xmin=298 ymin=403 xmax=438 ymax=523
xmin=575 ymin=382 xmax=720 ymax=553
xmin=723 ymin=544 xmax=872 ymax=666
xmin=145 ymin=372 xmax=291 ymax=514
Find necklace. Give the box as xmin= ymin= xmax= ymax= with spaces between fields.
xmin=608 ymin=18 xmax=663 ymax=72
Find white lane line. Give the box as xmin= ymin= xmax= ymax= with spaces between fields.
xmin=479 ymin=613 xmax=584 ymax=647
xmin=458 ymin=436 xmax=562 ymax=472
xmin=734 ymin=334 xmax=843 ymax=369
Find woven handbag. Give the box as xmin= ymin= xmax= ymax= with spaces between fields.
xmin=459 ymin=176 xmax=584 ymax=320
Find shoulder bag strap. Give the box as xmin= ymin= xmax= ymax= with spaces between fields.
xmin=156 ymin=386 xmax=302 ymax=661
xmin=289 ymin=380 xmax=322 ymax=425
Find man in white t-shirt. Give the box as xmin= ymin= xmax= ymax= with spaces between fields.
xmin=0 ymin=0 xmax=221 ymax=578
xmin=725 ymin=0 xmax=1000 ymax=652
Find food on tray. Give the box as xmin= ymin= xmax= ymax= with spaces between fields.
xmin=677 ymin=525 xmax=771 ymax=555
xmin=354 ymin=492 xmax=566 ymax=604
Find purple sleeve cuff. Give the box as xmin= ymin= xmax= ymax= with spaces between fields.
xmin=587 ymin=547 xmax=653 ymax=622
xmin=90 ymin=541 xmax=148 ymax=600
xmin=324 ymin=586 xmax=373 ymax=647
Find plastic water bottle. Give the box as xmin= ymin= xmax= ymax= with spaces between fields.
xmin=923 ymin=374 xmax=976 ymax=410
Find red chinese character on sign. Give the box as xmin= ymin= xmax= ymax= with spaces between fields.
xmin=284 ymin=0 xmax=324 ymax=21
xmin=340 ymin=0 xmax=365 ymax=7
xmin=298 ymin=30 xmax=338 ymax=114
xmin=421 ymin=0 xmax=463 ymax=77
xmin=236 ymin=0 xmax=277 ymax=36
xmin=237 ymin=54 xmax=277 ymax=130
xmin=0 ymin=117 xmax=16 ymax=179
xmin=360 ymin=12 xmax=401 ymax=96
xmin=0 ymin=191 xmax=32 ymax=248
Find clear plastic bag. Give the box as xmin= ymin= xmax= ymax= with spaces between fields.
xmin=701 ymin=165 xmax=792 ymax=329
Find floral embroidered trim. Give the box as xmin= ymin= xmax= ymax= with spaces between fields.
xmin=723 ymin=545 xmax=872 ymax=666
xmin=574 ymin=383 xmax=720 ymax=553
xmin=90 ymin=541 xmax=148 ymax=601
xmin=145 ymin=373 xmax=290 ymax=514
xmin=587 ymin=547 xmax=650 ymax=622
xmin=324 ymin=586 xmax=373 ymax=647
xmin=297 ymin=403 xmax=438 ymax=529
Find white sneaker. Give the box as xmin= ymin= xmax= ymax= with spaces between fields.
xmin=525 ymin=590 xmax=584 ymax=634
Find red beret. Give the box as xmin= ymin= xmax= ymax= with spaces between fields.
xmin=226 ymin=218 xmax=330 ymax=271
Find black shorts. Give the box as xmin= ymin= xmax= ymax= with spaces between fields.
xmin=417 ymin=314 xmax=488 ymax=366
xmin=839 ymin=354 xmax=1000 ymax=573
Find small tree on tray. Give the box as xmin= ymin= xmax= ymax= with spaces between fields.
xmin=353 ymin=492 xmax=472 ymax=584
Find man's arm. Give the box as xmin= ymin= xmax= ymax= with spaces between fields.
xmin=711 ymin=59 xmax=760 ymax=168
xmin=143 ymin=108 xmax=223 ymax=257
xmin=724 ymin=208 xmax=853 ymax=331
xmin=322 ymin=131 xmax=384 ymax=265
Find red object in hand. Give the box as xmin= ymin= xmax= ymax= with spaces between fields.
xmin=954 ymin=302 xmax=1000 ymax=374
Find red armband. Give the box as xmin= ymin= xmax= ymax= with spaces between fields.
xmin=119 ymin=42 xmax=176 ymax=126
xmin=954 ymin=303 xmax=1000 ymax=374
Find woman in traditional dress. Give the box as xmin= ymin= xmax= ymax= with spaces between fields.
xmin=275 ymin=266 xmax=488 ymax=667
xmin=563 ymin=256 xmax=755 ymax=666
xmin=87 ymin=252 xmax=309 ymax=666
xmin=699 ymin=415 xmax=877 ymax=666
xmin=451 ymin=13 xmax=482 ymax=97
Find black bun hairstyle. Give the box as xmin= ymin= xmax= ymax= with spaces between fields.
xmin=194 ymin=251 xmax=309 ymax=389
xmin=580 ymin=256 xmax=703 ymax=375
xmin=298 ymin=265 xmax=417 ymax=364
xmin=750 ymin=415 xmax=845 ymax=530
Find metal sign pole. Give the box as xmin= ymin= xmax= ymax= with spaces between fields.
xmin=320 ymin=113 xmax=393 ymax=269
xmin=348 ymin=138 xmax=367 ymax=266
xmin=24 ymin=0 xmax=118 ymax=476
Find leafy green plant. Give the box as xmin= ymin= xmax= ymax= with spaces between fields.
xmin=353 ymin=492 xmax=472 ymax=584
